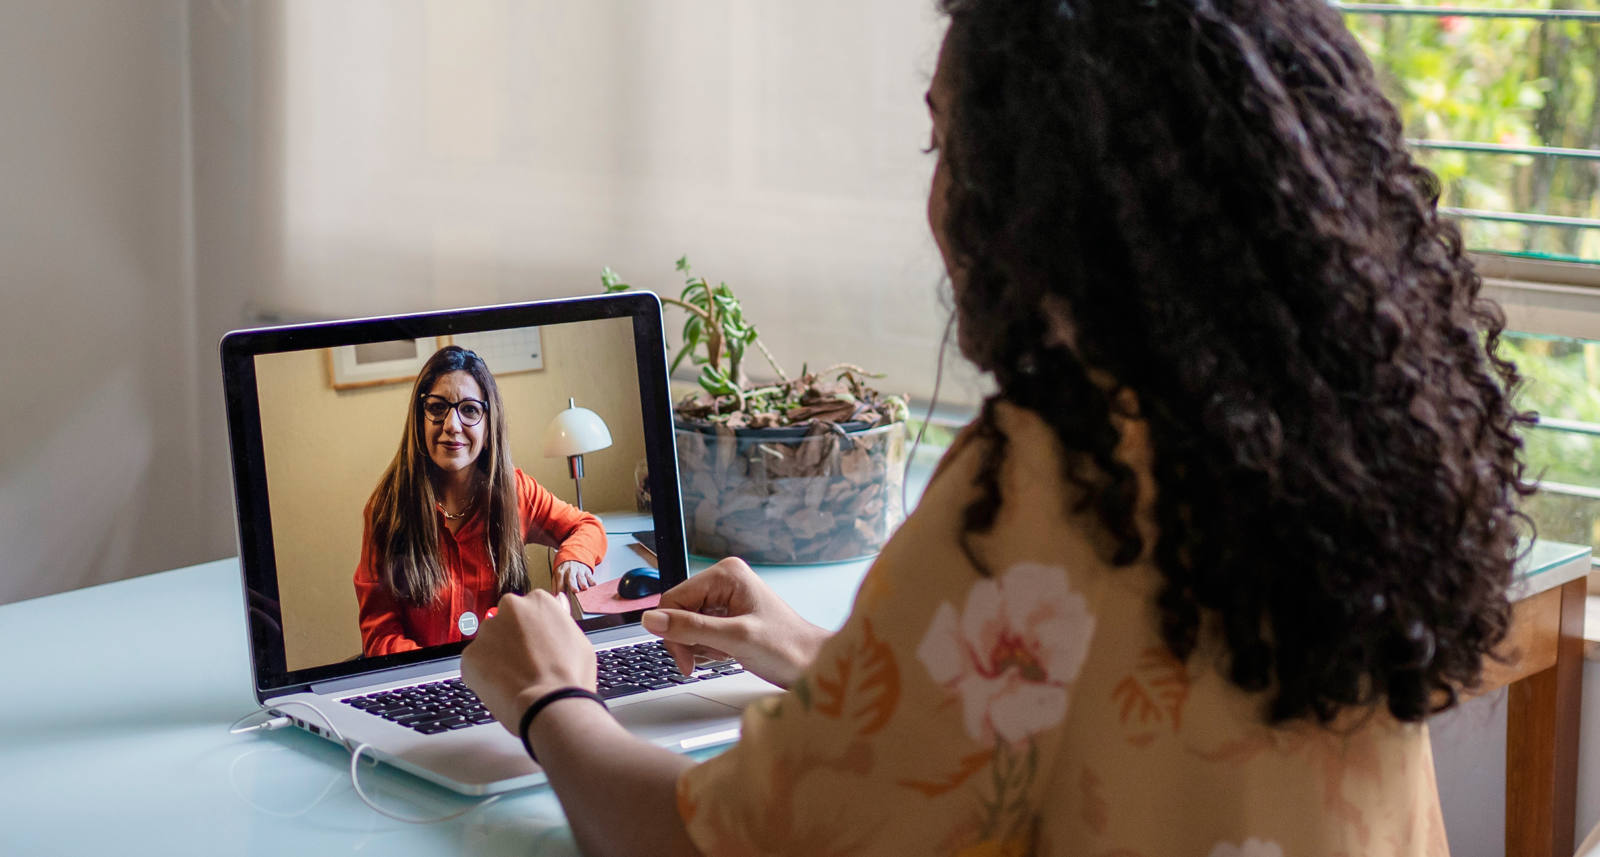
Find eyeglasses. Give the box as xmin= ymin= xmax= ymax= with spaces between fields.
xmin=420 ymin=395 xmax=488 ymax=427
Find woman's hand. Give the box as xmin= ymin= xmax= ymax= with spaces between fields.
xmin=552 ymin=560 xmax=597 ymax=594
xmin=461 ymin=590 xmax=597 ymax=734
xmin=640 ymin=558 xmax=831 ymax=690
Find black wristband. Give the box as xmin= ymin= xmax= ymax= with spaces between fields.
xmin=518 ymin=687 xmax=608 ymax=763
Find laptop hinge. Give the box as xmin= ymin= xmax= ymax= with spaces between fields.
xmin=587 ymin=625 xmax=648 ymax=646
xmin=307 ymin=657 xmax=460 ymax=696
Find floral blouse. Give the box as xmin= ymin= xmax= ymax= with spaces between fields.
xmin=677 ymin=402 xmax=1449 ymax=856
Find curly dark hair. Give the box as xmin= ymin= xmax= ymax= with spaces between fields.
xmin=934 ymin=0 xmax=1534 ymax=724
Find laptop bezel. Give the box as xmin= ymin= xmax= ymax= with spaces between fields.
xmin=221 ymin=293 xmax=687 ymax=701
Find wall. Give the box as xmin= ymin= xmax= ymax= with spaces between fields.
xmin=1430 ymin=690 xmax=1509 ymax=856
xmin=189 ymin=0 xmax=283 ymax=592
xmin=255 ymin=317 xmax=644 ymax=669
xmin=259 ymin=0 xmax=982 ymax=406
xmin=0 ymin=1 xmax=235 ymax=604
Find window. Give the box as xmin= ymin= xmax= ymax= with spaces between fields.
xmin=1338 ymin=1 xmax=1600 ymax=264
xmin=1339 ymin=1 xmax=1600 ymax=557
xmin=1501 ymin=331 xmax=1600 ymax=550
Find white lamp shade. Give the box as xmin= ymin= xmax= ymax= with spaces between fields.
xmin=543 ymin=405 xmax=613 ymax=457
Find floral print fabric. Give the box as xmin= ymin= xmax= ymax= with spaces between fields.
xmin=677 ymin=403 xmax=1450 ymax=856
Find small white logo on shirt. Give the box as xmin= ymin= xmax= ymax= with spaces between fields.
xmin=458 ymin=611 xmax=479 ymax=636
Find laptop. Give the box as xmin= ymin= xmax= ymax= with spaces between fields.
xmin=221 ymin=293 xmax=777 ymax=794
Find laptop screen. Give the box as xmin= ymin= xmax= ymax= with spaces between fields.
xmin=222 ymin=295 xmax=687 ymax=697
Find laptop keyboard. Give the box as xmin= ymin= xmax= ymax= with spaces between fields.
xmin=342 ymin=678 xmax=497 ymax=734
xmin=596 ymin=640 xmax=744 ymax=699
xmin=340 ymin=642 xmax=745 ymax=733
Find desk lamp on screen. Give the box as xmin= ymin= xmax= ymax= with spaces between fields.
xmin=543 ymin=398 xmax=612 ymax=510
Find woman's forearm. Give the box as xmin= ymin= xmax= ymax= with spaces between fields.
xmin=528 ymin=697 xmax=704 ymax=857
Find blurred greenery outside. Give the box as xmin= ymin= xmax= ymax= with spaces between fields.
xmin=1341 ymin=1 xmax=1600 ymax=261
xmin=1341 ymin=2 xmax=1600 ymax=555
xmin=905 ymin=418 xmax=960 ymax=451
xmin=1499 ymin=332 xmax=1600 ymax=551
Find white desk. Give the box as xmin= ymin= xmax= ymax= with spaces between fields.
xmin=0 ymin=552 xmax=874 ymax=857
xmin=3 ymin=480 xmax=1585 ymax=856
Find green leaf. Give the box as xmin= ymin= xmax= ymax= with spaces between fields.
xmin=682 ymin=280 xmax=710 ymax=307
xmin=699 ymin=365 xmax=738 ymax=396
xmin=600 ymin=267 xmax=630 ymax=293
xmin=676 ymin=255 xmax=692 ymax=274
xmin=670 ymin=340 xmax=695 ymax=373
xmin=885 ymin=395 xmax=910 ymax=423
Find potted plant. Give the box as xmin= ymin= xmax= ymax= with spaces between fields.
xmin=603 ymin=257 xmax=910 ymax=563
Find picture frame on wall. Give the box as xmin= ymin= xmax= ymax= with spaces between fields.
xmin=326 ymin=337 xmax=442 ymax=391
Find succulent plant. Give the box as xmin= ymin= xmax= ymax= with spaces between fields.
xmin=602 ymin=257 xmax=906 ymax=430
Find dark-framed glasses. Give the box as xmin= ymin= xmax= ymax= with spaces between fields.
xmin=420 ymin=394 xmax=488 ymax=427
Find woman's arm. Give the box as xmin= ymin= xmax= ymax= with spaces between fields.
xmin=528 ymin=700 xmax=702 ymax=857
xmin=515 ymin=469 xmax=608 ymax=589
xmin=461 ymin=590 xmax=702 ymax=857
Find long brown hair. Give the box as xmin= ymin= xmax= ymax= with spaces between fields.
xmin=368 ymin=345 xmax=528 ymax=605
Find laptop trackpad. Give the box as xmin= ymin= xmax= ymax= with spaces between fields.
xmin=611 ymin=693 xmax=740 ymax=742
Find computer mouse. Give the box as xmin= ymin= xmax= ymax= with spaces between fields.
xmin=617 ymin=567 xmax=663 ymax=599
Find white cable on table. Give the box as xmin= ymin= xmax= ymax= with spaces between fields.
xmin=903 ymin=313 xmax=957 ymax=516
xmin=230 ymin=699 xmax=504 ymax=824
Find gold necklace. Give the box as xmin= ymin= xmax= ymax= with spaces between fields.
xmin=436 ymin=499 xmax=474 ymax=520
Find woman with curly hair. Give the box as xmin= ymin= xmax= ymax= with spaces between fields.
xmin=462 ymin=0 xmax=1530 ymax=853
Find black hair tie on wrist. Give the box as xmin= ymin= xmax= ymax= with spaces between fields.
xmin=518 ymin=687 xmax=608 ymax=763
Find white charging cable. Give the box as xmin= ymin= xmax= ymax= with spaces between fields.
xmin=229 ymin=700 xmax=505 ymax=824
xmin=902 ymin=313 xmax=956 ymax=516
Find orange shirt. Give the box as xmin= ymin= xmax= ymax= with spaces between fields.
xmin=354 ymin=468 xmax=607 ymax=657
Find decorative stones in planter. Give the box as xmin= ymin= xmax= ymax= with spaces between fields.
xmin=676 ymin=420 xmax=907 ymax=563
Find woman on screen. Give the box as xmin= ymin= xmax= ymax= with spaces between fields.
xmin=354 ymin=345 xmax=606 ymax=657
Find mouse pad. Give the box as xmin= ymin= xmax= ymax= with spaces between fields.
xmin=576 ymin=575 xmax=662 ymax=614
xmin=609 ymin=692 xmax=740 ymax=742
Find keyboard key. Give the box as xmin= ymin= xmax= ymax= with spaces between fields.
xmin=340 ymin=676 xmax=501 ymax=732
xmin=585 ymin=640 xmax=738 ymax=697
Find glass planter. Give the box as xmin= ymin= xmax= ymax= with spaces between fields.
xmin=675 ymin=420 xmax=908 ymax=564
